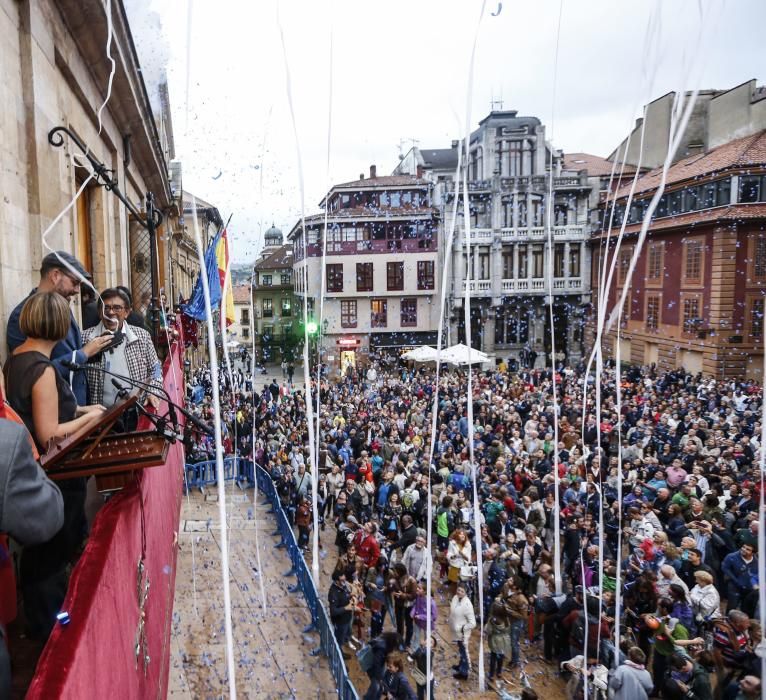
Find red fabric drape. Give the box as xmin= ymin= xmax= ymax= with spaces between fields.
xmin=26 ymin=328 xmax=186 ymax=700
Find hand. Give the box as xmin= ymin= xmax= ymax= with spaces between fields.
xmin=147 ymin=394 xmax=161 ymax=410
xmin=77 ymin=404 xmax=106 ymax=416
xmin=676 ymin=681 xmax=689 ymax=694
xmin=83 ymin=335 xmax=114 ymax=358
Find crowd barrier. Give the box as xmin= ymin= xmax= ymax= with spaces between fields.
xmin=184 ymin=457 xmax=360 ymax=700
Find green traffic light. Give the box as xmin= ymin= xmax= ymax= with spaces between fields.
xmin=306 ymin=321 xmax=318 ymax=335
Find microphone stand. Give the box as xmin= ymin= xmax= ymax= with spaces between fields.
xmin=112 ymin=381 xmax=182 ymax=443
xmin=63 ymin=361 xmax=214 ymax=436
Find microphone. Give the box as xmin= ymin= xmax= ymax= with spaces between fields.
xmin=64 ymin=360 xmax=214 ymax=436
xmin=111 ymin=378 xmax=131 ymax=400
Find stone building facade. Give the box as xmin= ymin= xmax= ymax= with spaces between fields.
xmin=438 ymin=111 xmax=592 ymax=365
xmin=1 ymin=0 xmax=179 ymax=360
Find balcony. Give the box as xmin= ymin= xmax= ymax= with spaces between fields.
xmin=462 ymin=225 xmax=585 ymax=245
xmin=465 ymin=277 xmax=586 ymax=296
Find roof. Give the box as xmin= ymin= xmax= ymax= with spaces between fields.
xmin=254 ymin=244 xmax=293 ymax=270
xmin=331 ymin=174 xmax=429 ymax=190
xmin=564 ymin=152 xmax=637 ymax=178
xmin=232 ymin=285 xmax=251 ymax=304
xmin=612 ymin=129 xmax=766 ymax=199
xmin=597 ymin=203 xmax=766 ymax=237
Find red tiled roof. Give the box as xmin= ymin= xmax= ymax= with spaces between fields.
xmin=595 ymin=203 xmax=766 ymax=238
xmin=232 ymin=285 xmax=251 ymax=304
xmin=564 ymin=152 xmax=637 ymax=177
xmin=332 ymin=175 xmax=428 ymax=189
xmin=612 ymin=130 xmax=766 ymax=199
xmin=254 ymin=244 xmax=293 ymax=270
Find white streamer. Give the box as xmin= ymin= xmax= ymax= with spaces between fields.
xmin=190 ymin=197 xmax=237 ymax=699
xmin=544 ymin=0 xmax=564 ymax=596
xmin=461 ymin=2 xmax=487 ymax=690
xmin=277 ymin=5 xmax=320 ymax=586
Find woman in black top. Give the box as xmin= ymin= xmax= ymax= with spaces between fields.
xmin=3 ymin=292 xmax=105 ymax=639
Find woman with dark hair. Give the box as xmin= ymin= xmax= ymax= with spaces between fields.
xmin=3 ymin=292 xmax=105 ymax=640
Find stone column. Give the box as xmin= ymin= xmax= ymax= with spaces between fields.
xmin=512 ymin=243 xmax=519 ymax=279
xmin=512 ymin=189 xmax=519 ymax=229
xmin=564 ymin=241 xmax=571 ymax=279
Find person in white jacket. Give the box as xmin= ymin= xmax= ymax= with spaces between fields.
xmin=448 ymin=585 xmax=476 ymax=680
xmin=689 ymin=570 xmax=721 ymax=622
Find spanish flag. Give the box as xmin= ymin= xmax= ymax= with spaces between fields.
xmin=216 ymin=228 xmax=236 ymax=327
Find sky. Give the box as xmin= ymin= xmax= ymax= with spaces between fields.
xmin=129 ymin=0 xmax=766 ymax=262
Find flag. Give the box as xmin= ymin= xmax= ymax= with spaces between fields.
xmin=181 ymin=231 xmax=223 ymax=321
xmin=216 ymin=228 xmax=235 ymax=327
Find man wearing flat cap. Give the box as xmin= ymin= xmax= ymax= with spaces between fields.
xmin=6 ymin=250 xmax=112 ymax=406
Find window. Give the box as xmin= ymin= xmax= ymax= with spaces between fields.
xmin=517 ymin=245 xmax=528 ymax=277
xmin=417 ymin=261 xmax=434 ymax=290
xmin=280 ymin=273 xmax=291 ymax=285
xmin=340 ymin=194 xmax=352 ymax=209
xmin=554 ymin=244 xmax=565 ymax=277
xmin=341 ymin=300 xmax=357 ymax=328
xmin=531 ymin=245 xmax=544 ymax=278
xmin=502 ymin=251 xmax=513 ymax=279
xmin=739 ymin=175 xmax=764 ymax=203
xmin=389 ymin=191 xmax=401 ymax=208
xmin=242 ymin=327 xmax=249 ymax=339
xmin=371 ymin=299 xmax=387 ymax=328
xmin=401 ymin=298 xmax=417 ymax=327
xmin=387 ymin=262 xmax=404 ymax=291
xmin=554 ymin=204 xmax=568 ymax=226
xmin=755 ymin=237 xmax=766 ymax=278
xmin=262 ymin=274 xmax=272 ymax=286
xmin=478 ymin=252 xmax=490 ymax=280
xmin=569 ymin=245 xmax=581 ymax=278
xmin=618 ymin=248 xmax=632 ymax=284
xmin=281 ymin=298 xmax=292 ymax=317
xmin=241 ymin=309 xmax=250 ymax=325
xmin=684 ymin=239 xmax=703 ymax=281
xmin=530 ymin=196 xmax=544 ymax=227
xmin=682 ymin=296 xmax=700 ymax=333
xmin=327 ymin=264 xmax=344 ymax=292
xmin=647 ymin=243 xmax=663 ymax=281
xmin=646 ymin=295 xmax=660 ymax=331
xmin=470 ymin=147 xmax=483 ymax=180
xmin=750 ymin=297 xmax=765 ymax=338
xmin=502 ymin=199 xmax=514 ymax=228
xmin=356 ymin=262 xmax=373 ymax=292
xmin=262 ymin=298 xmax=273 ymax=317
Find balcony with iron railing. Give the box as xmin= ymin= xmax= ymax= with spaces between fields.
xmin=445 ymin=174 xmax=588 ymax=194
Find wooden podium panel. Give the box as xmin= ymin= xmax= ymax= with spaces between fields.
xmin=40 ymin=390 xmax=172 ymax=489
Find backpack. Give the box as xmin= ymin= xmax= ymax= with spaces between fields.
xmin=402 ymin=489 xmax=416 ymax=512
xmin=356 ymin=643 xmax=375 ymax=672
xmin=570 ymin=610 xmax=587 ymax=648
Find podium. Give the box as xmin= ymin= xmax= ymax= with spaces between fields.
xmin=41 ymin=390 xmax=172 ymax=490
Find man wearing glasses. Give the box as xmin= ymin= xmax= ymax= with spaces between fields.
xmin=6 ymin=251 xmax=112 ymax=405
xmin=81 ymin=288 xmax=162 ymax=421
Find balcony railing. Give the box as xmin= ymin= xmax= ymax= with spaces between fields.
xmin=462 ymin=225 xmax=585 ymax=245
xmin=464 ymin=277 xmax=585 ymax=295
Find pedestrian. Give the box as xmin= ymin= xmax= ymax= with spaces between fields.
xmin=382 ymin=653 xmax=417 ymax=700
xmin=448 ymin=584 xmax=476 ymax=680
xmin=608 ymin=646 xmax=653 ymax=700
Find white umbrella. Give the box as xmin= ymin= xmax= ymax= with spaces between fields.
xmin=401 ymin=345 xmax=438 ymax=362
xmin=441 ymin=343 xmax=489 ymax=365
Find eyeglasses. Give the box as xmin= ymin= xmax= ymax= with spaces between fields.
xmin=103 ymin=304 xmax=126 ymax=312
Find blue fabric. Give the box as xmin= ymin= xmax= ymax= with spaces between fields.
xmin=181 ymin=232 xmax=222 ymax=321
xmin=7 ymin=291 xmax=88 ymax=405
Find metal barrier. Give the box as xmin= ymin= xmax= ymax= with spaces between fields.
xmin=184 ymin=458 xmax=359 ymax=700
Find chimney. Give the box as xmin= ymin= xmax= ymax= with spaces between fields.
xmin=416 ymin=164 xmax=424 ymax=178
xmin=370 ymin=164 xmax=377 ymax=179
xmin=359 ymin=173 xmax=365 ymax=180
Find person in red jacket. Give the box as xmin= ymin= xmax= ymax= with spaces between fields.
xmin=354 ymin=521 xmax=381 ymax=569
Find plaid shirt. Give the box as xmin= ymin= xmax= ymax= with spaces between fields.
xmin=81 ymin=323 xmax=163 ymax=406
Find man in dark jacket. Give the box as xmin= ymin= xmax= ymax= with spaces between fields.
xmin=0 ymin=418 xmax=65 ymax=696
xmin=328 ymin=570 xmax=353 ymax=656
xmin=6 ymin=251 xmax=111 ymax=405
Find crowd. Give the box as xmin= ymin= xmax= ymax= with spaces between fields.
xmin=193 ymin=349 xmax=765 ymax=700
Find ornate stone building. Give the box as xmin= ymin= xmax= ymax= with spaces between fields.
xmin=1 ymin=0 xmax=180 ymax=359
